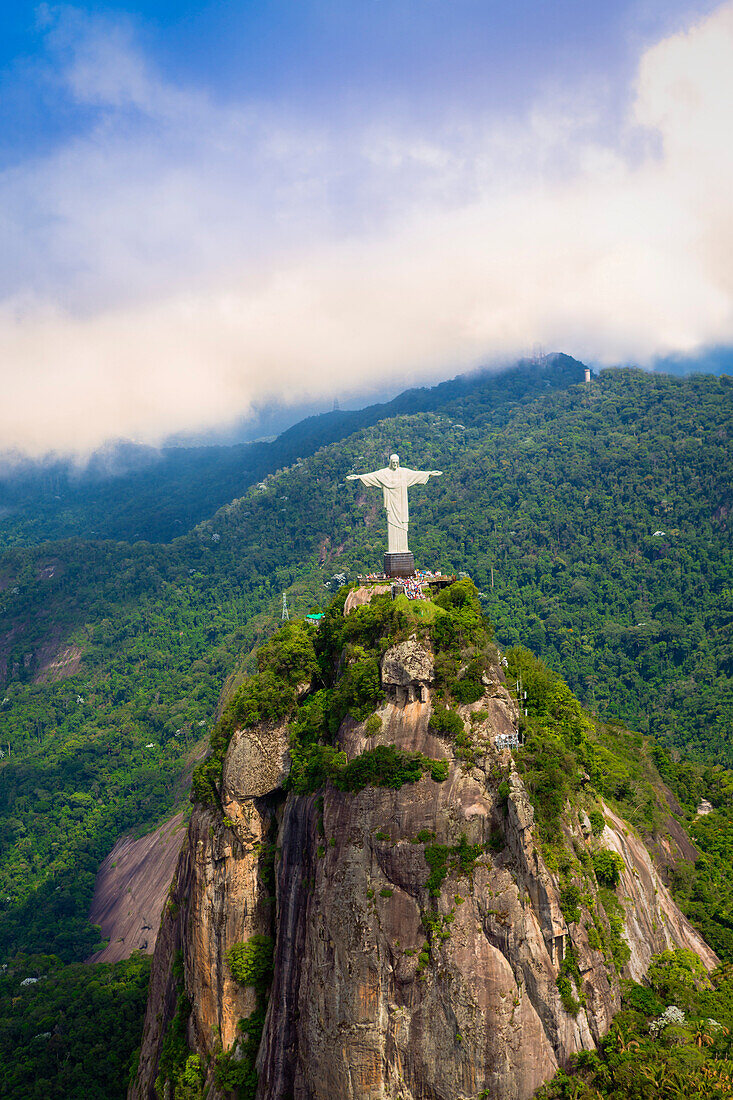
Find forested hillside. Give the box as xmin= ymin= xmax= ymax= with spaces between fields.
xmin=0 ymin=363 xmax=731 ymax=1096
xmin=0 ymin=354 xmax=583 ymax=546
xmin=184 ymin=365 xmax=732 ymax=760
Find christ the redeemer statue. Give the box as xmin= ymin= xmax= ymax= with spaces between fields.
xmin=347 ymin=454 xmax=442 ymax=576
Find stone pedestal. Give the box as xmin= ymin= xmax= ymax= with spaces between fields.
xmin=384 ymin=551 xmax=414 ymax=578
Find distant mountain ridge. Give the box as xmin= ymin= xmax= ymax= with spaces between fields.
xmin=0 ymin=354 xmax=585 ymax=545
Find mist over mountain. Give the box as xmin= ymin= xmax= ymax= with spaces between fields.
xmin=0 ymin=353 xmax=585 ymax=546
xmin=2 ymin=347 xmax=728 ymax=551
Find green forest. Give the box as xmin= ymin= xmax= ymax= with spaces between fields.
xmin=0 ymin=952 xmax=150 ymax=1098
xmin=0 ymin=363 xmax=731 ymax=1096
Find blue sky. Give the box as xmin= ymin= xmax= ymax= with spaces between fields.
xmin=0 ymin=1 xmax=717 ymax=157
xmin=0 ymin=1 xmax=731 ymax=455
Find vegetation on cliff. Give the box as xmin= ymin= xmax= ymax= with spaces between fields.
xmin=193 ymin=583 xmax=477 ymax=805
xmin=537 ymin=951 xmax=733 ymax=1099
xmin=506 ymin=644 xmax=733 ymax=971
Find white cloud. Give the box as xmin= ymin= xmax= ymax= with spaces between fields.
xmin=1 ymin=3 xmax=733 ymax=456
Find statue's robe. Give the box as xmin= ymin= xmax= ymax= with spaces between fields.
xmin=353 ymin=466 xmax=433 ymax=553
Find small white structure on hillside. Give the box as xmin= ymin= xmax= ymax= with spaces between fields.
xmin=495 ymin=732 xmax=521 ymax=751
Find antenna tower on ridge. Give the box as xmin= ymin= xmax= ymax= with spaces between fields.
xmin=282 ymin=593 xmax=290 ymax=621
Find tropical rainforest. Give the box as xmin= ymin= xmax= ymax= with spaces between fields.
xmin=0 ymin=356 xmax=731 ymax=1097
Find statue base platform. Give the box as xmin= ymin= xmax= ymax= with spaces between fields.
xmin=384 ymin=552 xmax=414 ymax=578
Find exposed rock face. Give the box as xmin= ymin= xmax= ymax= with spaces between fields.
xmin=344 ymin=585 xmax=390 ymax=614
xmin=132 ymin=798 xmax=276 ymax=1097
xmin=34 ymin=642 xmax=82 ymax=684
xmin=87 ymin=811 xmax=187 ymax=964
xmin=131 ymin=666 xmax=717 ymax=1100
xmin=381 ymin=636 xmax=434 ymax=686
xmin=184 ymin=799 xmax=275 ymax=1055
xmin=223 ymin=720 xmax=291 ymax=799
xmin=259 ymin=707 xmax=581 ymax=1100
xmin=600 ymin=804 xmax=717 ymax=980
xmin=380 ymin=636 xmax=434 ymax=703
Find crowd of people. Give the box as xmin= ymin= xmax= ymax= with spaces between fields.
xmin=397 ymin=569 xmax=444 ymax=600
xmin=356 ymin=569 xmax=446 ymax=601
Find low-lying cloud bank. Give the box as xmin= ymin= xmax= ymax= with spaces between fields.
xmin=1 ymin=3 xmax=733 ymax=456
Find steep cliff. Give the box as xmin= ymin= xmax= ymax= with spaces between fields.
xmin=130 ymin=582 xmax=716 ymax=1100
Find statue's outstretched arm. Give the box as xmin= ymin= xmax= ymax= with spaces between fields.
xmin=346 ymin=470 xmax=384 ymax=487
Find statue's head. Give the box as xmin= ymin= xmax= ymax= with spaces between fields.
xmin=389 ymin=453 xmax=400 ymax=470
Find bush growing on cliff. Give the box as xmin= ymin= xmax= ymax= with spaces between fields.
xmin=226 ymin=935 xmax=274 ymax=992
xmin=365 ymin=714 xmax=382 ymax=736
xmin=256 ymin=620 xmax=318 ymax=685
xmin=433 ymin=579 xmax=492 ymax=650
xmin=429 ymin=704 xmax=465 ymax=739
xmin=559 ymin=881 xmax=582 ymax=925
xmin=328 ymin=657 xmax=384 ymax=732
xmin=451 ymin=659 xmax=487 ymax=705
xmin=556 ymin=949 xmax=585 ymax=1016
xmin=191 ymin=755 xmax=225 ymax=808
xmin=598 ymin=888 xmax=630 ymax=971
xmin=287 ymin=742 xmax=344 ymax=794
xmin=423 ymin=835 xmax=482 ymax=898
xmin=155 ymin=987 xmax=192 ymax=1099
xmin=230 ymin=621 xmax=318 ymax=732
xmin=288 ymin=742 xmax=448 ymax=795
xmin=429 ymin=703 xmax=477 ymax=765
xmin=424 ymin=844 xmax=451 ymax=897
xmin=217 ymin=937 xmax=275 ymax=1098
xmin=592 ymin=850 xmax=625 ymax=890
xmin=334 ymin=745 xmax=448 ymax=792
xmin=229 ymin=670 xmax=299 ymax=729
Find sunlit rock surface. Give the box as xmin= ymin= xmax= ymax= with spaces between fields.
xmin=131 ymin=657 xmax=716 ymax=1100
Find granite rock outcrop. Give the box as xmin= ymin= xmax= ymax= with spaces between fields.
xmin=130 ymin=605 xmax=716 ymax=1100
xmin=223 ymin=720 xmax=291 ymax=800
xmin=380 ymin=635 xmax=434 ymax=703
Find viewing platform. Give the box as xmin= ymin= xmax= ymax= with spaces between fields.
xmin=354 ymin=569 xmax=456 ymax=603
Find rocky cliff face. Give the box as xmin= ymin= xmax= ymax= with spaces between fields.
xmin=130 ymin=619 xmax=716 ymax=1100
xmin=87 ymin=811 xmax=187 ymax=964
